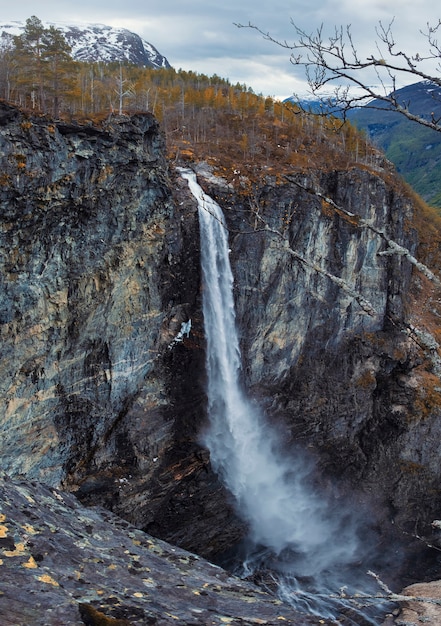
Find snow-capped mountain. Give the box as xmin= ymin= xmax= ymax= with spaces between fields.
xmin=0 ymin=21 xmax=170 ymax=69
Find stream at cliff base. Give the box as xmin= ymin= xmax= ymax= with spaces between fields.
xmin=179 ymin=168 xmax=396 ymax=624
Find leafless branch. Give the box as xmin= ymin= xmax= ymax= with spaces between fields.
xmin=188 ymin=168 xmax=441 ymax=333
xmin=367 ymin=570 xmax=441 ymax=606
xmin=284 ymin=175 xmax=441 ymax=287
xmin=235 ymin=20 xmax=441 ymax=131
xmin=265 ymin=221 xmax=379 ymax=317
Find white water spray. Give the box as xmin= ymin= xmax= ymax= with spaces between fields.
xmin=180 ymin=168 xmax=388 ymax=621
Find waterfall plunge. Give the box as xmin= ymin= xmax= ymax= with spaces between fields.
xmin=180 ymin=169 xmax=384 ymax=620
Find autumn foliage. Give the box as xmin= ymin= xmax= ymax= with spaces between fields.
xmin=0 ymin=17 xmax=385 ymax=184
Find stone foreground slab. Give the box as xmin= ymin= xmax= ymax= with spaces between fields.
xmin=0 ymin=475 xmax=319 ymax=625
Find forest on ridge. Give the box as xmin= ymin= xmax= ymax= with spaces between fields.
xmin=2 ymin=14 xmax=441 ymax=257
xmin=0 ymin=17 xmax=385 ymax=179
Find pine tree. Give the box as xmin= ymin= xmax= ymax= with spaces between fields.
xmin=12 ymin=16 xmax=74 ymax=115
xmin=41 ymin=25 xmax=73 ymax=118
xmin=13 ymin=16 xmax=46 ymax=110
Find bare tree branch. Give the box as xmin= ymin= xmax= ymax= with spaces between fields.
xmin=261 ymin=219 xmax=379 ymax=317
xmin=366 ymin=571 xmax=441 ymax=606
xmin=235 ymin=19 xmax=441 ymax=131
xmin=189 ymin=169 xmax=441 ymax=322
xmin=284 ymin=175 xmax=441 ymax=288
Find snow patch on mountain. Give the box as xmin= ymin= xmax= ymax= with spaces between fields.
xmin=0 ymin=21 xmax=170 ymax=69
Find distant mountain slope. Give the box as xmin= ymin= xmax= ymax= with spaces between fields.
xmin=287 ymin=82 xmax=441 ymax=209
xmin=348 ymin=81 xmax=441 ymax=209
xmin=0 ymin=21 xmax=170 ymax=69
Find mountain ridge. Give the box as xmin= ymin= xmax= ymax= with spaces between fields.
xmin=288 ymin=81 xmax=441 ymax=209
xmin=348 ymin=81 xmax=441 ymax=208
xmin=0 ymin=20 xmax=171 ymax=69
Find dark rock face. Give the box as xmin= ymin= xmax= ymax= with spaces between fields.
xmin=197 ymin=164 xmax=441 ymax=542
xmin=0 ymin=102 xmax=241 ymax=558
xmin=1 ymin=100 xmax=441 ymax=594
xmin=0 ymin=474 xmax=316 ymax=625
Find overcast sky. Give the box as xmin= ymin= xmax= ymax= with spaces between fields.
xmin=1 ymin=1 xmax=440 ymax=99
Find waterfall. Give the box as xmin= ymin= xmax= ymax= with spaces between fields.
xmin=179 ymin=168 xmax=389 ymax=622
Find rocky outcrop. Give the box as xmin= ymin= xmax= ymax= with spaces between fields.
xmin=383 ymin=580 xmax=441 ymax=625
xmin=0 ymin=102 xmax=242 ymax=558
xmin=0 ymin=474 xmax=317 ymax=625
xmin=197 ymin=162 xmax=441 ymax=547
xmin=1 ymin=100 xmax=441 ymax=613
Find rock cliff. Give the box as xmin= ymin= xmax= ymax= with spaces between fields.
xmin=199 ymin=162 xmax=441 ymax=546
xmin=0 ymin=101 xmax=241 ymax=559
xmin=1 ymin=102 xmax=441 ymax=623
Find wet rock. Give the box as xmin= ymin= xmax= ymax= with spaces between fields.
xmin=198 ymin=165 xmax=441 ymax=547
xmin=0 ymin=474 xmax=318 ymax=625
xmin=383 ymin=579 xmax=441 ymax=625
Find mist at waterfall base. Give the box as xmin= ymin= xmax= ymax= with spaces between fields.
xmin=179 ymin=168 xmax=396 ymax=622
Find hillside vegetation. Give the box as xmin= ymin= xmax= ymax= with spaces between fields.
xmin=349 ymin=82 xmax=441 ymax=210
xmin=2 ymin=17 xmax=441 ymax=259
xmin=0 ymin=17 xmax=384 ymax=179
